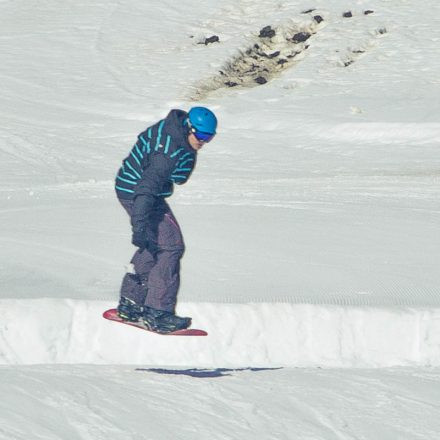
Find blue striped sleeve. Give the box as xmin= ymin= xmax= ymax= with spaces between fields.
xmin=135 ymin=144 xmax=144 ymax=160
xmin=155 ymin=120 xmax=165 ymax=151
xmin=117 ymin=176 xmax=137 ymax=185
xmin=125 ymin=160 xmax=141 ymax=179
xmin=164 ymin=135 xmax=172 ymax=155
xmin=115 ymin=185 xmax=135 ymax=194
xmin=139 ymin=135 xmax=151 ymax=154
xmin=170 ymin=148 xmax=184 ymax=158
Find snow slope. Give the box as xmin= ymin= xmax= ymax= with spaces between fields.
xmin=1 ymin=0 xmax=440 ymax=438
xmin=1 ymin=0 xmax=439 ymax=305
xmin=1 ymin=365 xmax=440 ymax=440
xmin=1 ymin=0 xmax=439 ymax=365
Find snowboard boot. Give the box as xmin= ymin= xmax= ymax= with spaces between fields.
xmin=142 ymin=306 xmax=192 ymax=333
xmin=117 ymin=296 xmax=143 ymax=322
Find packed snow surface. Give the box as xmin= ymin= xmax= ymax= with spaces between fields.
xmin=1 ymin=365 xmax=440 ymax=440
xmin=1 ymin=299 xmax=440 ymax=367
xmin=1 ymin=0 xmax=440 ymax=438
xmin=1 ymin=0 xmax=439 ymax=306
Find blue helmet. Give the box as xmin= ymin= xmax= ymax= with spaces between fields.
xmin=188 ymin=107 xmax=217 ymax=135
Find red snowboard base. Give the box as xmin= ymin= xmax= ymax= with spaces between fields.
xmin=103 ymin=309 xmax=208 ymax=336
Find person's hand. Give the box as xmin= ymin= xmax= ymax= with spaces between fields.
xmin=131 ymin=230 xmax=149 ymax=251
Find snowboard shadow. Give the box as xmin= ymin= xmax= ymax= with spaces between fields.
xmin=135 ymin=367 xmax=283 ymax=378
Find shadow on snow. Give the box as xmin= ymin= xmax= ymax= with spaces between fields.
xmin=135 ymin=367 xmax=283 ymax=378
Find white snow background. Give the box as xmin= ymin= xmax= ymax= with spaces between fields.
xmin=1 ymin=0 xmax=440 ymax=438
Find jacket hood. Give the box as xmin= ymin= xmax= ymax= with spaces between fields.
xmin=164 ymin=109 xmax=192 ymax=150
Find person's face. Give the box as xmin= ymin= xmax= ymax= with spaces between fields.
xmin=188 ymin=132 xmax=207 ymax=151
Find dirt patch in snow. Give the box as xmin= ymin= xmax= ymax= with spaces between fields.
xmin=190 ymin=15 xmax=325 ymax=99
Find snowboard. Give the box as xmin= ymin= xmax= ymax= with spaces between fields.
xmin=102 ymin=309 xmax=208 ymax=336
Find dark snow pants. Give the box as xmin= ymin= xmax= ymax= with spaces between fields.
xmin=118 ymin=198 xmax=185 ymax=313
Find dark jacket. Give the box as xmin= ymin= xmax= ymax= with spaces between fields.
xmin=115 ymin=109 xmax=197 ymax=233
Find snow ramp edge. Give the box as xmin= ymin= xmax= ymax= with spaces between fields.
xmin=1 ymin=299 xmax=439 ymax=367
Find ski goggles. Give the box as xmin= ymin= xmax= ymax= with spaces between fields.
xmin=190 ymin=127 xmax=215 ymax=143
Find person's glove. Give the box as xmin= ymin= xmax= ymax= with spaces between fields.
xmin=131 ymin=230 xmax=148 ymax=249
xmin=131 ymin=230 xmax=156 ymax=254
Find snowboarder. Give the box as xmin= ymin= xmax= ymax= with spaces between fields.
xmin=114 ymin=107 xmax=218 ymax=333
